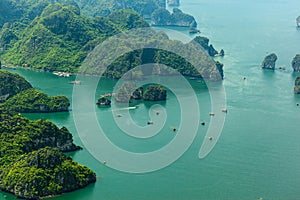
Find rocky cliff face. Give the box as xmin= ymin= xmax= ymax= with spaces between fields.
xmin=292 ymin=54 xmax=300 ymax=72
xmin=262 ymin=53 xmax=277 ymax=70
xmin=151 ymin=8 xmax=197 ymax=27
xmin=0 ymin=72 xmax=70 ymax=113
xmin=0 ymin=109 xmax=94 ymax=199
xmin=0 ymin=147 xmax=96 ymax=200
xmin=294 ymin=77 xmax=300 ymax=94
xmin=297 ymin=16 xmax=300 ymax=27
xmin=0 ymin=70 xmax=32 ymax=102
xmin=143 ymin=85 xmax=167 ymax=101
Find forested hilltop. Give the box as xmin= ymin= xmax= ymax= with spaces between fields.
xmin=0 ymin=0 xmax=165 ymax=28
xmin=0 ymin=1 xmax=224 ymax=81
xmin=0 ymin=4 xmax=148 ymax=72
xmin=0 ymin=70 xmax=70 ymax=112
xmin=0 ymin=109 xmax=96 ymax=199
xmin=0 ymin=70 xmax=96 ymax=199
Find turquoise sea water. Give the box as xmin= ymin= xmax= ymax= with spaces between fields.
xmin=1 ymin=0 xmax=300 ymax=199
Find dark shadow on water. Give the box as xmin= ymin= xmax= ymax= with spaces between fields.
xmin=261 ymin=68 xmax=276 ymax=79
xmin=23 ymin=111 xmax=71 ymax=121
xmin=143 ymin=100 xmax=167 ymax=108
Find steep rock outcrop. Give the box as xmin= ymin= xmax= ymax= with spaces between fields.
xmin=0 ymin=147 xmax=96 ymax=200
xmin=0 ymin=87 xmax=70 ymax=113
xmin=143 ymin=85 xmax=167 ymax=101
xmin=292 ymin=54 xmax=300 ymax=72
xmin=96 ymin=96 xmax=112 ymax=106
xmin=294 ymin=77 xmax=300 ymax=94
xmin=192 ymin=36 xmax=224 ymax=57
xmin=0 ymin=70 xmax=32 ymax=102
xmin=262 ymin=53 xmax=277 ymax=70
xmin=151 ymin=8 xmax=197 ymax=27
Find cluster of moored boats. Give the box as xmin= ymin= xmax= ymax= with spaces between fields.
xmin=53 ymin=71 xmax=71 ymax=77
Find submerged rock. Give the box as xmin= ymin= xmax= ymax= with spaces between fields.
xmin=262 ymin=53 xmax=277 ymax=70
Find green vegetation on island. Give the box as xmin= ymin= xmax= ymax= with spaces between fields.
xmin=143 ymin=85 xmax=166 ymax=101
xmin=151 ymin=8 xmax=197 ymax=27
xmin=97 ymin=95 xmax=112 ymax=106
xmin=112 ymin=0 xmax=166 ymax=19
xmin=0 ymin=109 xmax=80 ymax=165
xmin=1 ymin=2 xmax=223 ymax=81
xmin=83 ymin=29 xmax=224 ymax=81
xmin=0 ymin=95 xmax=96 ymax=199
xmin=0 ymin=71 xmax=96 ymax=199
xmin=114 ymin=82 xmax=143 ymax=103
xmin=0 ymin=0 xmax=166 ymax=28
xmin=0 ymin=4 xmax=148 ymax=72
xmin=192 ymin=36 xmax=224 ymax=57
xmin=292 ymin=54 xmax=300 ymax=72
xmin=262 ymin=53 xmax=277 ymax=70
xmin=0 ymin=70 xmax=70 ymax=112
xmin=1 ymin=4 xmax=116 ymax=72
xmin=1 ymin=88 xmax=70 ymax=113
xmin=98 ymin=83 xmax=166 ymax=105
xmin=0 ymin=70 xmax=32 ymax=101
xmin=107 ymin=9 xmax=149 ymax=30
xmin=0 ymin=147 xmax=96 ymax=199
xmin=74 ymin=0 xmax=166 ymax=18
xmin=0 ymin=0 xmax=79 ymax=28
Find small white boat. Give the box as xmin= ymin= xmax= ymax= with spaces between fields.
xmin=209 ymin=112 xmax=215 ymax=116
xmin=147 ymin=121 xmax=154 ymax=125
xmin=69 ymin=80 xmax=81 ymax=84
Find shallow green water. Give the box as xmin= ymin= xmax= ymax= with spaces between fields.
xmin=2 ymin=0 xmax=300 ymax=199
